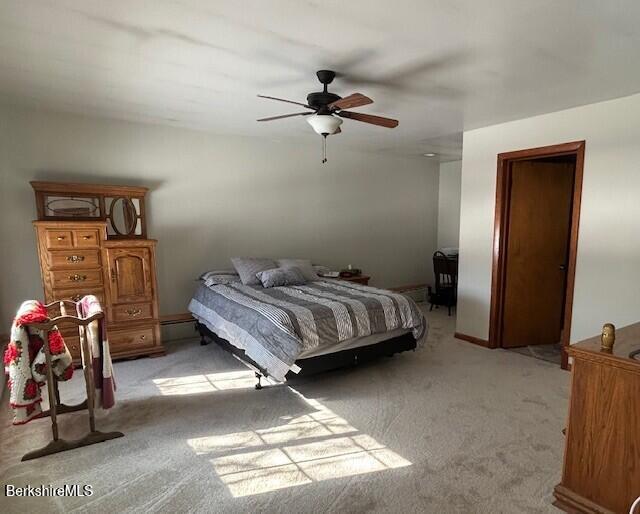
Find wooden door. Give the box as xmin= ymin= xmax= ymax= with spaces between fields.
xmin=501 ymin=160 xmax=574 ymax=348
xmin=105 ymin=247 xmax=153 ymax=305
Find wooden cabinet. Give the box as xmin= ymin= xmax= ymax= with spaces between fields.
xmin=553 ymin=323 xmax=640 ymax=513
xmin=34 ymin=221 xmax=163 ymax=363
xmin=103 ymin=239 xmax=161 ymax=358
xmin=104 ymin=245 xmax=153 ymax=305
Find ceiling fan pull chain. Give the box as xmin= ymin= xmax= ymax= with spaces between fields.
xmin=322 ymin=135 xmax=327 ymax=164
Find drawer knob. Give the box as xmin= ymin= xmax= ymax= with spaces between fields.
xmin=83 ymin=235 xmax=92 ymax=240
xmin=57 ymin=236 xmax=66 ymax=241
xmin=69 ymin=274 xmax=87 ymax=282
xmin=140 ymin=334 xmax=146 ymax=341
xmin=66 ymin=255 xmax=85 ymax=263
xmin=126 ymin=308 xmax=142 ymax=317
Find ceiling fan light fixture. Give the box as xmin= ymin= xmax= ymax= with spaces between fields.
xmin=307 ymin=114 xmax=343 ymax=136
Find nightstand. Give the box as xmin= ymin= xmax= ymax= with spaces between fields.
xmin=340 ymin=275 xmax=370 ymax=285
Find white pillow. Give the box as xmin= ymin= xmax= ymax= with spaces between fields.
xmin=276 ymin=259 xmax=319 ymax=281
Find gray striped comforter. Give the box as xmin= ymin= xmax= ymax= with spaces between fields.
xmin=188 ymin=279 xmax=426 ymax=381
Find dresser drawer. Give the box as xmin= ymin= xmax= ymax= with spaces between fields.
xmin=112 ymin=302 xmax=153 ymax=323
xmin=45 ymin=230 xmax=74 ymax=249
xmin=73 ymin=229 xmax=101 ymax=248
xmin=54 ymin=324 xmax=82 ymax=357
xmin=51 ymin=269 xmax=103 ymax=289
xmin=109 ymin=326 xmax=156 ymax=352
xmin=63 ymin=334 xmax=82 ymax=362
xmin=48 ymin=250 xmax=101 ymax=269
xmin=52 ymin=288 xmax=105 ymax=305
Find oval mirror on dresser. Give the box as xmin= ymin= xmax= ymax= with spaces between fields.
xmin=109 ymin=197 xmax=138 ymax=236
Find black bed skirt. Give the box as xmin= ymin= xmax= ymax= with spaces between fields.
xmin=195 ymin=322 xmax=418 ymax=380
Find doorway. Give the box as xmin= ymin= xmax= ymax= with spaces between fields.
xmin=488 ymin=141 xmax=585 ymax=369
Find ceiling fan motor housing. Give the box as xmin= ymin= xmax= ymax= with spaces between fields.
xmin=307 ymin=91 xmax=341 ymax=113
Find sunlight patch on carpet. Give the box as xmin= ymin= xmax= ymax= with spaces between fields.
xmin=187 ymin=389 xmax=411 ymax=497
xmin=152 ymin=371 xmax=257 ymax=395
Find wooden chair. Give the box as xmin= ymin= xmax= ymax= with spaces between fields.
xmin=428 ymin=251 xmax=458 ymax=316
xmin=20 ymin=300 xmax=123 ymax=461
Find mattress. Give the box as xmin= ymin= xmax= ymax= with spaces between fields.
xmin=297 ymin=328 xmax=412 ymax=359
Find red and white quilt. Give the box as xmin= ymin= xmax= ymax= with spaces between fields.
xmin=3 ymin=300 xmax=74 ymax=425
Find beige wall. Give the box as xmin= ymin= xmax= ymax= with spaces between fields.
xmin=457 ymin=93 xmax=640 ymax=343
xmin=437 ymin=160 xmax=462 ymax=250
xmin=0 ymin=105 xmax=439 ymax=325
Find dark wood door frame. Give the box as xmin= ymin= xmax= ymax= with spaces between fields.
xmin=488 ymin=141 xmax=585 ymax=370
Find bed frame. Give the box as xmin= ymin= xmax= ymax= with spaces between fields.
xmin=195 ymin=321 xmax=417 ymax=388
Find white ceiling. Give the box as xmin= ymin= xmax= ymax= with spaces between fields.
xmin=1 ymin=1 xmax=640 ymax=162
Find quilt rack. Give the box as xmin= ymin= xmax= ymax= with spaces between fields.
xmin=21 ymin=300 xmax=123 ymax=461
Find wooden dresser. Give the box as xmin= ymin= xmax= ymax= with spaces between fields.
xmin=554 ymin=323 xmax=640 ymax=513
xmin=31 ymin=182 xmax=164 ymax=363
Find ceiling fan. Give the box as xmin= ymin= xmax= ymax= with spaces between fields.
xmin=257 ymin=70 xmax=398 ymax=162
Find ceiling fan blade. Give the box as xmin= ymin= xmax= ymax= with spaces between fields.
xmin=328 ymin=93 xmax=373 ymax=111
xmin=338 ymin=50 xmax=469 ymax=97
xmin=257 ymin=112 xmax=311 ymax=122
xmin=337 ymin=111 xmax=398 ymax=128
xmin=257 ymin=94 xmax=314 ymax=109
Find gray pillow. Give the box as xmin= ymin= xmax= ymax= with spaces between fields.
xmin=200 ymin=271 xmax=241 ymax=287
xmin=231 ymin=257 xmax=277 ymax=285
xmin=199 ymin=269 xmax=238 ymax=279
xmin=256 ymin=267 xmax=307 ymax=288
xmin=276 ymin=259 xmax=318 ymax=281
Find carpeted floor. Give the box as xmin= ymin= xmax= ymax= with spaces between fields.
xmin=508 ymin=343 xmax=563 ymax=366
xmin=1 ymin=306 xmax=569 ymax=514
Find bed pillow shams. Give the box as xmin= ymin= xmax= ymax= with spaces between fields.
xmin=231 ymin=257 xmax=277 ymax=285
xmin=256 ymin=267 xmax=307 ymax=288
xmin=276 ymin=258 xmax=319 ymax=281
xmin=200 ymin=270 xmax=241 ymax=287
xmin=199 ymin=269 xmax=237 ymax=279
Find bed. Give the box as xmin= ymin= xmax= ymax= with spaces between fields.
xmin=188 ymin=278 xmax=427 ymax=384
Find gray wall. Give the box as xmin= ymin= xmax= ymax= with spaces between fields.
xmin=457 ymin=92 xmax=640 ymax=343
xmin=0 ymin=105 xmax=439 ymax=324
xmin=437 ymin=160 xmax=462 ymax=250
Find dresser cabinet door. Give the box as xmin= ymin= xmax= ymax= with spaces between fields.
xmin=105 ymin=247 xmax=153 ymax=305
